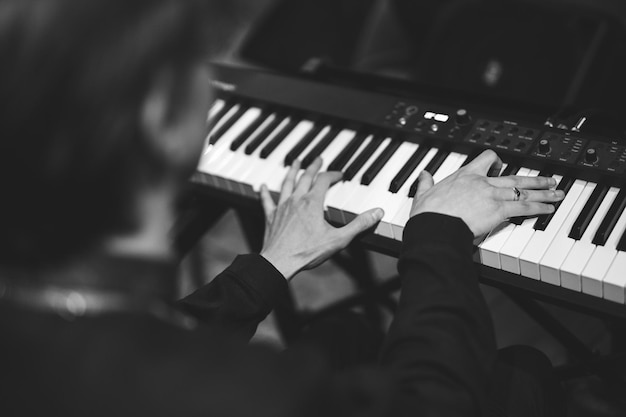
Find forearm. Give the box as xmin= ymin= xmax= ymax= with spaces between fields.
xmin=380 ymin=213 xmax=497 ymax=416
xmin=176 ymin=254 xmax=289 ymax=342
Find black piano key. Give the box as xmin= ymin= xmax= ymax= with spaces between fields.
xmin=389 ymin=146 xmax=430 ymax=193
xmin=407 ymin=178 xmax=421 ymax=198
xmin=344 ymin=136 xmax=384 ymax=181
xmin=301 ymin=126 xmax=341 ymax=169
xmin=569 ymin=184 xmax=609 ymax=240
xmin=538 ymin=168 xmax=554 ymax=178
xmin=327 ymin=131 xmax=368 ymax=173
xmin=284 ymin=121 xmax=326 ymax=166
xmin=244 ymin=113 xmax=284 ymax=155
xmin=208 ymin=104 xmax=248 ymax=145
xmin=533 ymin=176 xmax=575 ymax=231
xmin=230 ymin=109 xmax=269 ymax=151
xmin=423 ymin=149 xmax=450 ymax=176
xmin=408 ymin=150 xmax=449 ymax=197
xmin=509 ymin=217 xmax=525 ymax=226
xmin=259 ymin=116 xmax=301 ymax=159
xmin=592 ymin=187 xmax=626 ymax=246
xmin=616 ymin=222 xmax=626 ymax=252
xmin=361 ymin=139 xmax=402 ymax=186
xmin=499 ymin=164 xmax=519 ymax=177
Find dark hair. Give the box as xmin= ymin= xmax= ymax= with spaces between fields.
xmin=0 ymin=0 xmax=232 ymax=267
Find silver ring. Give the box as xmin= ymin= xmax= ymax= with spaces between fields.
xmin=512 ymin=187 xmax=521 ymax=201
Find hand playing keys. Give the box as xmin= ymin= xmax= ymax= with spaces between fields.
xmin=260 ymin=158 xmax=383 ymax=280
xmin=410 ymin=150 xmax=565 ymax=238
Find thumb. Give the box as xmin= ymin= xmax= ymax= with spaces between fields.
xmin=336 ymin=208 xmax=384 ymax=245
xmin=415 ymin=171 xmax=434 ymax=199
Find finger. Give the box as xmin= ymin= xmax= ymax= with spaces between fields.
xmin=260 ymin=184 xmax=276 ymax=219
xmin=415 ymin=170 xmax=434 ymax=199
xmin=310 ymin=171 xmax=343 ymax=200
xmin=492 ymin=187 xmax=565 ymax=203
xmin=487 ymin=175 xmax=557 ymax=190
xmin=336 ymin=208 xmax=384 ymax=246
xmin=294 ymin=157 xmax=322 ymax=198
xmin=279 ymin=160 xmax=300 ymax=204
xmin=463 ymin=150 xmax=502 ymax=176
xmin=502 ymin=201 xmax=556 ymax=219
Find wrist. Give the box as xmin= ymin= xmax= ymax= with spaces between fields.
xmin=259 ymin=250 xmax=298 ymax=281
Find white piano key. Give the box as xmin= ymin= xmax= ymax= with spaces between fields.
xmin=479 ymin=167 xmax=532 ymax=268
xmin=197 ymin=107 xmax=263 ymax=189
xmin=359 ymin=141 xmax=419 ymax=238
xmin=204 ymin=103 xmax=241 ymax=150
xmin=245 ymin=118 xmax=313 ymax=194
xmin=215 ymin=112 xmax=279 ymax=195
xmin=432 ymin=152 xmax=467 ymax=183
xmin=381 ymin=144 xmax=432 ymax=231
xmin=204 ymin=107 xmax=263 ymax=164
xmin=332 ymin=137 xmax=389 ymax=224
xmin=344 ymin=138 xmax=402 ymax=221
xmin=319 ymin=129 xmax=356 ymax=172
xmin=581 ymin=206 xmax=626 ymax=297
xmin=389 ymin=148 xmax=439 ymax=240
xmin=324 ymin=136 xmax=374 ymax=223
xmin=236 ymin=115 xmax=293 ymax=196
xmin=214 ymin=113 xmax=278 ymax=196
xmin=261 ymin=120 xmax=316 ymax=196
xmin=519 ymin=178 xmax=585 ymax=279
xmin=197 ymin=120 xmax=247 ymax=188
xmin=207 ymin=99 xmax=226 ymax=122
xmin=298 ymin=125 xmax=333 ymax=165
xmin=498 ymin=169 xmax=541 ymax=274
xmin=561 ymin=187 xmax=619 ymax=291
xmin=389 ymin=150 xmax=465 ymax=240
xmin=538 ymin=182 xmax=596 ymax=284
xmin=603 ymin=251 xmax=626 ymax=304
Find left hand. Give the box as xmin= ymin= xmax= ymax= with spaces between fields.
xmin=259 ymin=158 xmax=384 ymax=280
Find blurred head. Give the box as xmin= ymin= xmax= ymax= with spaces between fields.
xmin=0 ymin=0 xmax=233 ymax=268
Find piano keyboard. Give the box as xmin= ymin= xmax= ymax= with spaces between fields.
xmin=192 ymin=64 xmax=626 ymax=309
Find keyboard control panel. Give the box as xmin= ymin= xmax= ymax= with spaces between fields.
xmin=579 ymin=140 xmax=626 ymax=174
xmin=465 ymin=119 xmax=539 ymax=154
xmin=530 ymin=132 xmax=588 ymax=165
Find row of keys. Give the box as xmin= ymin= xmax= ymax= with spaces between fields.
xmin=197 ymin=99 xmax=626 ymax=304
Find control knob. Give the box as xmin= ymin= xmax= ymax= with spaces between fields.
xmin=538 ymin=138 xmax=551 ymax=154
xmin=455 ymin=108 xmax=471 ymax=125
xmin=584 ymin=148 xmax=598 ymax=164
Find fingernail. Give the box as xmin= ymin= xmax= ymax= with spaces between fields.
xmin=373 ymin=208 xmax=384 ymax=220
xmin=549 ymin=205 xmax=556 ymax=212
xmin=555 ymin=190 xmax=565 ymax=199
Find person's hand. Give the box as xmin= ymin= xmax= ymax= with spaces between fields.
xmin=259 ymin=158 xmax=384 ymax=280
xmin=410 ymin=150 xmax=565 ymax=238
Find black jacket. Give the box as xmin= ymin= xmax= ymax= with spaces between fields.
xmin=0 ymin=213 xmax=496 ymax=416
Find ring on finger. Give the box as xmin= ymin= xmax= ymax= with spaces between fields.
xmin=512 ymin=187 xmax=521 ymax=201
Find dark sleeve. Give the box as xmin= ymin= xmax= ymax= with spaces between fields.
xmin=379 ymin=213 xmax=497 ymax=416
xmin=176 ymin=254 xmax=290 ymax=342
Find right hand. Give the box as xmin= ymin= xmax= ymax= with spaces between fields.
xmin=410 ymin=150 xmax=565 ymax=238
